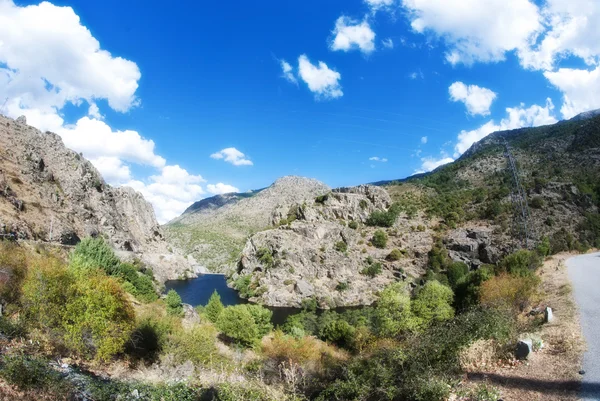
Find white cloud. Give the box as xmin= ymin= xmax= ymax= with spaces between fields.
xmin=90 ymin=156 xmax=132 ymax=184
xmin=330 ymin=17 xmax=376 ymax=54
xmin=449 ymin=82 xmax=497 ymax=116
xmin=421 ymin=136 xmax=428 ymax=144
xmin=409 ymin=70 xmax=424 ymax=80
xmin=401 ymin=0 xmax=542 ymax=65
xmin=416 ymin=156 xmax=454 ymax=174
xmin=126 ymin=166 xmax=206 ymax=224
xmin=280 ymin=60 xmax=297 ymax=85
xmin=519 ymin=0 xmax=600 ymax=70
xmin=58 ymin=117 xmax=166 ymax=168
xmin=369 ymin=156 xmax=388 ymax=162
xmin=365 ymin=0 xmax=395 ymax=12
xmin=207 ymin=183 xmax=240 ymax=195
xmin=0 ymin=0 xmax=140 ymax=115
xmin=88 ymin=102 xmax=102 ymax=119
xmin=382 ymin=38 xmax=394 ymax=49
xmin=297 ymin=55 xmax=343 ymax=100
xmin=211 ymin=147 xmax=253 ymax=166
xmin=454 ymin=98 xmax=557 ymax=156
xmin=544 ymin=66 xmax=600 ymax=119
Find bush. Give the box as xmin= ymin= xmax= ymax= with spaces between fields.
xmin=334 ymin=241 xmax=348 ymax=253
xmin=359 ymin=199 xmax=368 ymax=209
xmin=386 ymin=249 xmax=403 ymax=261
xmin=315 ymin=194 xmax=329 ymax=204
xmin=374 ymin=283 xmax=419 ymax=337
xmin=428 ymin=240 xmax=451 ymax=272
xmin=127 ymin=313 xmax=174 ymax=363
xmin=320 ymin=319 xmax=356 ymax=348
xmin=70 ymin=237 xmax=121 ymax=275
xmin=217 ymin=305 xmax=260 ymax=346
xmin=246 ymin=304 xmax=273 ymax=338
xmin=167 ymin=324 xmax=220 ymax=366
xmin=499 ymin=250 xmax=542 ymax=277
xmin=0 ymin=242 xmax=28 ymax=304
xmin=412 ymin=281 xmax=454 ymax=327
xmin=166 ymin=290 xmax=184 ymax=316
xmin=262 ymin=330 xmax=323 ymax=365
xmin=372 ymin=230 xmax=388 ymax=248
xmin=453 ymin=266 xmax=494 ymax=310
xmin=234 ymin=274 xmax=255 ymax=298
xmin=446 ymin=262 xmax=469 ymax=288
xmin=336 ymin=282 xmax=349 ymax=291
xmin=366 ymin=204 xmax=400 ymax=228
xmin=0 ymin=355 xmax=68 ymax=393
xmin=480 ymin=273 xmax=540 ymax=311
xmin=349 ymin=221 xmax=359 ymax=229
xmin=256 ymin=247 xmax=275 ymax=269
xmin=536 ymin=236 xmax=551 ymax=257
xmin=529 ymin=196 xmax=545 ymax=209
xmin=205 ymin=291 xmax=224 ymax=323
xmin=361 ymin=262 xmax=382 ymax=278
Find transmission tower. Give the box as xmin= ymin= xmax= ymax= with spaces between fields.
xmin=504 ymin=139 xmax=531 ymax=249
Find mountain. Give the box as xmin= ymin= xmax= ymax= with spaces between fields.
xmin=0 ymin=115 xmax=194 ymax=282
xmin=167 ymin=113 xmax=600 ymax=308
xmin=164 ymin=176 xmax=330 ymax=271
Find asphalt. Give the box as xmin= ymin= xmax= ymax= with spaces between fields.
xmin=567 ymin=252 xmax=600 ymax=401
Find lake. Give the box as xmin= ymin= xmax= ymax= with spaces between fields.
xmin=164 ymin=274 xmax=306 ymax=326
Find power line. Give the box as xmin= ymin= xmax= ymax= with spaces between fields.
xmin=504 ymin=139 xmax=531 ymax=249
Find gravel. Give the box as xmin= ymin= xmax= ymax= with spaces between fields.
xmin=567 ymin=252 xmax=600 ymax=401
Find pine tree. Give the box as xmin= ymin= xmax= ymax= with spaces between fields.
xmin=205 ymin=290 xmax=224 ymax=323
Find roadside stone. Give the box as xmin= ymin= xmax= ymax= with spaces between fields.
xmin=516 ymin=339 xmax=533 ymax=360
xmin=545 ymin=307 xmax=554 ymax=323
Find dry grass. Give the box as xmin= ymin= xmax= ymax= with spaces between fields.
xmin=466 ymin=252 xmax=586 ymax=401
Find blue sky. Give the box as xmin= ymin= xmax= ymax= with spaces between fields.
xmin=1 ymin=0 xmax=599 ymax=222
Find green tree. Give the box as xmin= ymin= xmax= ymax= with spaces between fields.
xmin=216 ymin=305 xmax=259 ymax=346
xmin=412 ymin=281 xmax=455 ymax=328
xmin=372 ymin=230 xmax=388 ymax=249
xmin=166 ymin=290 xmax=184 ymax=316
xmin=374 ymin=283 xmax=418 ymax=337
xmin=499 ymin=250 xmax=542 ymax=277
xmin=205 ymin=291 xmax=224 ymax=323
xmin=245 ymin=304 xmax=273 ymax=338
xmin=446 ymin=262 xmax=469 ymax=288
xmin=70 ymin=237 xmax=121 ymax=275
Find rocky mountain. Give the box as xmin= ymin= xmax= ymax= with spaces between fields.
xmin=0 ymin=115 xmax=194 ymax=282
xmin=164 ymin=176 xmax=330 ymax=271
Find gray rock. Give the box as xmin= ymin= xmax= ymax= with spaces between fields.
xmin=295 ymin=280 xmax=314 ymax=297
xmin=545 ymin=307 xmax=554 ymax=323
xmin=16 ymin=115 xmax=26 ymax=124
xmin=516 ymin=339 xmax=533 ymax=360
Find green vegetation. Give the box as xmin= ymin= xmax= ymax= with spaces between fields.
xmin=371 ymin=229 xmax=388 ymax=248
xmin=216 ymin=304 xmax=272 ymax=347
xmin=256 ymin=247 xmax=275 ymax=269
xmin=348 ymin=220 xmax=359 ymax=229
xmin=334 ymin=240 xmax=348 ymax=253
xmin=205 ymin=290 xmax=224 ymax=323
xmin=366 ymin=203 xmax=401 ymax=227
xmin=361 ymin=261 xmax=382 ymax=278
xmin=165 ymin=289 xmax=184 ymax=316
xmin=386 ymin=248 xmax=403 ymax=261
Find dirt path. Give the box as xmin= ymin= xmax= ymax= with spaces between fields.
xmin=567 ymin=252 xmax=600 ymax=401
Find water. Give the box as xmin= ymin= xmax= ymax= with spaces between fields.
xmin=164 ymin=274 xmax=301 ymax=326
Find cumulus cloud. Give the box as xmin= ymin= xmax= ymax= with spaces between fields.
xmin=90 ymin=156 xmax=132 ymax=184
xmin=382 ymin=38 xmax=394 ymax=49
xmin=416 ymin=156 xmax=454 ymax=174
xmin=401 ymin=0 xmax=542 ymax=65
xmin=207 ymin=183 xmax=240 ymax=195
xmin=449 ymin=82 xmax=497 ymax=116
xmin=365 ymin=0 xmax=395 ymax=12
xmin=280 ymin=60 xmax=297 ymax=84
xmin=211 ymin=147 xmax=253 ymax=166
xmin=297 ymin=55 xmax=343 ymax=100
xmin=544 ymin=66 xmax=600 ymax=119
xmin=330 ymin=17 xmax=376 ymax=54
xmin=519 ymin=0 xmax=600 ymax=71
xmin=421 ymin=136 xmax=428 ymax=144
xmin=453 ymin=98 xmax=557 ymax=156
xmin=369 ymin=156 xmax=388 ymax=162
xmin=126 ymin=166 xmax=206 ymax=223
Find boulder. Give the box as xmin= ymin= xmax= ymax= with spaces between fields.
xmin=516 ymin=339 xmax=533 ymax=360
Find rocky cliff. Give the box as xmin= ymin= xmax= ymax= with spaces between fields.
xmin=165 ymin=176 xmax=331 ymax=272
xmin=0 ymin=115 xmax=194 ymax=282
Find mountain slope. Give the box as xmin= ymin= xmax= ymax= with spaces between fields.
xmin=0 ymin=115 xmax=194 ymax=282
xmin=164 ymin=176 xmax=330 ymax=271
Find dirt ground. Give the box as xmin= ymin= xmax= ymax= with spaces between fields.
xmin=466 ymin=252 xmax=587 ymax=401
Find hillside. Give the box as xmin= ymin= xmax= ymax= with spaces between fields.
xmin=0 ymin=115 xmax=194 ymax=282
xmin=164 ymin=176 xmax=330 ymax=271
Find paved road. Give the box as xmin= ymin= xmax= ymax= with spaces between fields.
xmin=567 ymin=252 xmax=600 ymax=401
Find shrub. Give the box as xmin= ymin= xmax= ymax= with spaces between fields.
xmin=217 ymin=305 xmax=260 ymax=346
xmin=70 ymin=237 xmax=121 ymax=275
xmin=428 ymin=240 xmax=451 ymax=272
xmin=262 ymin=330 xmax=323 ymax=365
xmin=529 ymin=196 xmax=545 ymax=209
xmin=349 ymin=221 xmax=359 ymax=229
xmin=256 ymin=247 xmax=275 ymax=269
xmin=165 ymin=290 xmax=184 ymax=316
xmin=205 ymin=291 xmax=224 ymax=323
xmin=366 ymin=204 xmax=400 ymax=227
xmin=0 ymin=355 xmax=68 ymax=393
xmin=167 ymin=324 xmax=220 ymax=366
xmin=550 ymin=228 xmax=575 ymax=253
xmin=320 ymin=319 xmax=356 ymax=348
xmin=446 ymin=262 xmax=469 ymax=288
xmin=479 ymin=273 xmax=540 ymax=311
xmin=412 ymin=281 xmax=455 ymax=327
xmin=453 ymin=266 xmax=494 ymax=310
xmin=282 ymin=311 xmax=319 ymax=337
xmin=499 ymin=250 xmax=542 ymax=277
xmin=359 ymin=199 xmax=368 ymax=209
xmin=127 ymin=313 xmax=174 ymax=363
xmin=386 ymin=249 xmax=403 ymax=261
xmin=0 ymin=242 xmax=28 ymax=304
xmin=315 ymin=194 xmax=329 ymax=204
xmin=246 ymin=304 xmax=273 ymax=338
xmin=334 ymin=241 xmax=348 ymax=253
xmin=336 ymin=282 xmax=349 ymax=291
xmin=234 ymin=275 xmax=255 ymax=298
xmin=361 ymin=262 xmax=382 ymax=278
xmin=536 ymin=236 xmax=551 ymax=257
xmin=372 ymin=230 xmax=388 ymax=248
xmin=63 ymin=271 xmax=135 ymax=361
xmin=374 ymin=283 xmax=419 ymax=337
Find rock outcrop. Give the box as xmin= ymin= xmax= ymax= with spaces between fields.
xmin=232 ymin=185 xmax=433 ymax=308
xmin=0 ymin=114 xmax=194 ymax=282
